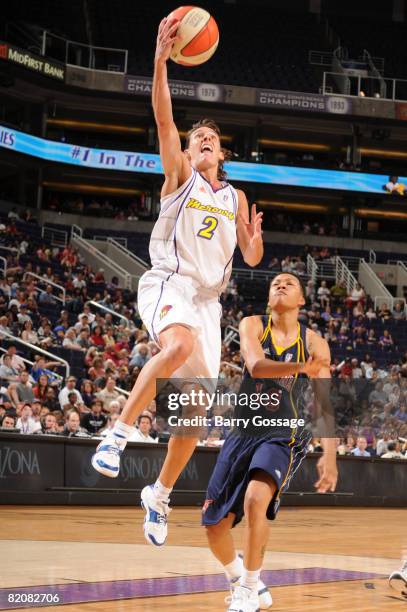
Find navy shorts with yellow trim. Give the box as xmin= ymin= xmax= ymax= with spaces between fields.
xmin=202 ymin=432 xmax=308 ymax=527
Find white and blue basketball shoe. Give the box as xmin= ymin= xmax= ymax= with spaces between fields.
xmin=389 ymin=560 xmax=407 ymax=598
xmin=227 ymin=585 xmax=260 ymax=612
xmin=91 ymin=438 xmax=124 ymax=477
xmin=141 ymin=485 xmax=171 ymax=546
xmin=227 ymin=577 xmax=272 ymax=610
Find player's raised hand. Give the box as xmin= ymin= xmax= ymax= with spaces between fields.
xmin=246 ymin=204 xmax=263 ymax=246
xmin=155 ymin=17 xmax=180 ymax=63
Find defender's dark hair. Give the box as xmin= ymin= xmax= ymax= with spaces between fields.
xmin=185 ymin=119 xmax=231 ymax=181
xmin=271 ymin=272 xmax=306 ymax=298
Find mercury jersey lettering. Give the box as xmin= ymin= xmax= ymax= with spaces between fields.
xmin=149 ymin=169 xmax=238 ymax=294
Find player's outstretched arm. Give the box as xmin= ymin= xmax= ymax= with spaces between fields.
xmin=307 ymin=330 xmax=338 ymax=493
xmin=236 ymin=191 xmax=264 ymax=267
xmin=153 ymin=17 xmax=190 ymax=193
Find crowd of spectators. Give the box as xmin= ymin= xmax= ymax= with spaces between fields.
xmin=0 ymin=215 xmax=407 ymax=457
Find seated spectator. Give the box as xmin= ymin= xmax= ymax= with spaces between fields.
xmin=0 ymin=344 xmax=25 ymax=372
xmin=379 ymin=329 xmax=394 ymax=350
xmin=88 ymin=356 xmax=106 ymax=381
xmin=351 ymin=358 xmax=363 ymax=379
xmin=7 ymin=370 xmax=35 ymax=406
xmin=99 ymin=413 xmax=120 ymax=437
xmin=267 ymin=257 xmax=280 ymax=271
xmin=62 ymin=409 xmax=89 ymax=437
xmin=0 ymin=355 xmax=20 ymax=382
xmin=369 ymin=381 xmax=388 ymax=407
xmin=31 ymin=356 xmax=60 ymax=383
xmin=317 ymin=280 xmax=330 ymax=308
xmin=395 ymin=404 xmax=407 ymax=423
xmin=330 ymin=280 xmax=347 ymax=304
xmin=21 ymin=320 xmax=39 ymax=344
xmin=33 ymin=374 xmax=51 ymax=402
xmin=58 ymin=376 xmax=83 ymax=409
xmin=103 ymin=327 xmax=116 ymax=348
xmin=81 ymin=380 xmax=96 ymax=408
xmin=365 ymin=307 xmax=377 ymax=321
xmin=38 ymin=285 xmax=57 ymax=305
xmin=76 ymin=329 xmax=90 ymax=350
xmin=381 ymin=441 xmax=406 ymax=459
xmin=16 ymin=403 xmax=42 ymax=434
xmin=351 ymin=436 xmax=371 ymax=457
xmin=78 ymin=303 xmax=96 ymax=324
xmin=41 ymin=413 xmax=58 ymax=435
xmin=62 ymin=391 xmax=85 ymax=415
xmin=130 ymin=343 xmax=151 ymax=369
xmin=81 ymin=400 xmax=107 ymax=435
xmin=38 ymin=322 xmax=56 ymax=348
xmin=1 ymin=414 xmax=17 ymax=429
xmin=128 ymin=413 xmax=157 ymax=443
xmin=63 ymin=328 xmax=84 ymax=351
xmin=378 ymin=303 xmax=392 ymax=322
xmin=345 ymin=435 xmax=356 ymax=454
xmin=43 ymin=387 xmax=59 ymax=412
xmin=96 ymin=377 xmax=121 ymax=412
xmin=392 ymin=301 xmax=405 ymax=321
xmin=346 ymin=283 xmax=365 ymax=309
xmin=367 ymin=329 xmax=377 ymax=345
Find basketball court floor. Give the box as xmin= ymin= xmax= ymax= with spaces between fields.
xmin=0 ymin=506 xmax=406 ymax=611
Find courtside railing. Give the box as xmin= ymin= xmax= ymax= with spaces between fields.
xmin=88 ymin=300 xmax=131 ymax=328
xmin=23 ymin=271 xmax=66 ymax=305
xmin=71 ymin=226 xmax=134 ymax=289
xmin=335 ymin=256 xmax=358 ymax=293
xmin=0 ymin=329 xmax=70 ymax=379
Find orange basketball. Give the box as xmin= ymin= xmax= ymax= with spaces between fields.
xmin=168 ymin=6 xmax=219 ymax=66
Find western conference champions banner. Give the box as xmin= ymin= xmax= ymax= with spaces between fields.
xmin=0 ymin=124 xmax=403 ymax=194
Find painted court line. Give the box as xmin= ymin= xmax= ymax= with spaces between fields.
xmin=0 ymin=568 xmax=383 ymax=609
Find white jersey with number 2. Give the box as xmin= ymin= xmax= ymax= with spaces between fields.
xmin=149 ymin=168 xmax=238 ymax=295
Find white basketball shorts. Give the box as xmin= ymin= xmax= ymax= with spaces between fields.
xmin=137 ymin=269 xmax=222 ymax=384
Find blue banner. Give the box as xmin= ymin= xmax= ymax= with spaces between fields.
xmin=0 ymin=124 xmax=402 ymax=194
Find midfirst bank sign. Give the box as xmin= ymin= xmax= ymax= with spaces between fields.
xmin=0 ymin=42 xmax=65 ymax=81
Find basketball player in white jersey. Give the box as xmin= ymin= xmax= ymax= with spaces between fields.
xmin=91 ymin=15 xmax=264 ymax=546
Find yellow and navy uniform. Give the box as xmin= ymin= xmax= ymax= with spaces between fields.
xmin=202 ymin=315 xmax=312 ymax=528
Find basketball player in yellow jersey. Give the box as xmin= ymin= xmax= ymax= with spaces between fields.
xmin=203 ymin=273 xmax=337 ymax=611
xmin=91 ymin=15 xmax=264 ymax=546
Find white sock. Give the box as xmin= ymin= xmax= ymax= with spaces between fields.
xmin=241 ymin=567 xmax=260 ymax=591
xmin=224 ymin=555 xmax=244 ymax=581
xmin=109 ymin=420 xmax=135 ymax=448
xmin=153 ymin=479 xmax=172 ymax=502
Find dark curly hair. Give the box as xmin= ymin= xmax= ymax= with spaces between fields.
xmin=185 ymin=118 xmax=232 ymax=181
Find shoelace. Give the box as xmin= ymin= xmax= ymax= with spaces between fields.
xmin=105 ymin=443 xmax=122 ymax=456
xmin=156 ymin=512 xmax=167 ymax=526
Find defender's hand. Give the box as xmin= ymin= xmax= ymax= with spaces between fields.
xmin=314 ymin=454 xmax=338 ymax=493
xmin=303 ymin=356 xmax=329 ymax=378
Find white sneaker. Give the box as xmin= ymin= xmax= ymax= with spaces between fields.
xmin=91 ymin=438 xmax=123 ymax=478
xmin=141 ymin=485 xmax=171 ymax=546
xmin=389 ymin=560 xmax=407 ymax=598
xmin=226 ymin=579 xmax=272 ymax=610
xmin=227 ymin=585 xmax=260 ymax=612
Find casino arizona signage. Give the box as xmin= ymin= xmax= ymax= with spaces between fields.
xmin=0 ymin=41 xmax=65 ymax=81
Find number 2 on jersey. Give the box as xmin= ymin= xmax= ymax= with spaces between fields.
xmin=197 ymin=215 xmax=218 ymax=240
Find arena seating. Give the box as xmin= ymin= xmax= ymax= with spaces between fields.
xmin=1 ymin=211 xmax=407 ymax=452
